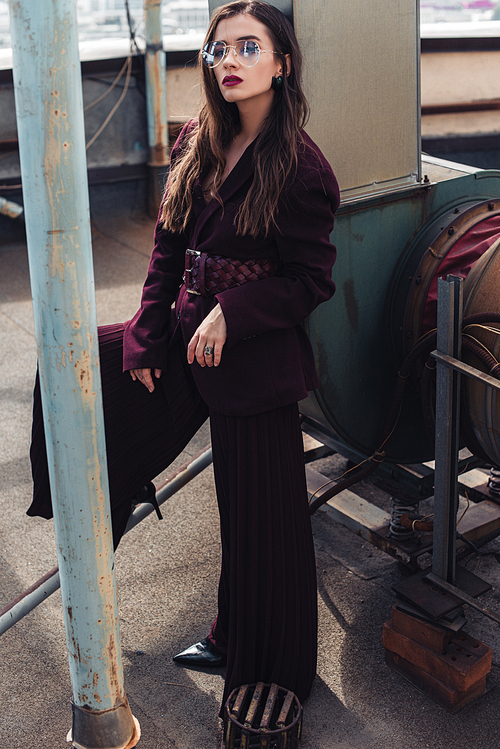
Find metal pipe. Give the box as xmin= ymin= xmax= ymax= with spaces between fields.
xmin=0 ymin=446 xmax=213 ymax=636
xmin=432 ymin=275 xmax=463 ymax=584
xmin=0 ymin=567 xmax=60 ymax=636
xmin=144 ymin=0 xmax=169 ymax=216
xmin=8 ymin=1 xmax=138 ymax=747
xmin=0 ymin=196 xmax=23 ymax=219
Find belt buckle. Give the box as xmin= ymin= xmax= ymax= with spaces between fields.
xmin=184 ymin=249 xmax=202 ymax=294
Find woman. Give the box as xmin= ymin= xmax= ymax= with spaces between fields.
xmin=30 ymin=0 xmax=339 ymax=717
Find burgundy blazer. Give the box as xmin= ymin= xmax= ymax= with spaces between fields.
xmin=123 ymin=122 xmax=340 ymax=417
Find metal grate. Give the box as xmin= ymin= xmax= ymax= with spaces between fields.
xmin=222 ymin=682 xmax=303 ymax=749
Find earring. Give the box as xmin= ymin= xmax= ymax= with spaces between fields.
xmin=271 ymin=75 xmax=284 ymax=91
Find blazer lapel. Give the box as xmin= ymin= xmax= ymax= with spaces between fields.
xmin=190 ymin=140 xmax=256 ymax=246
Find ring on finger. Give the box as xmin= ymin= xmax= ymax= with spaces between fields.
xmin=204 ymin=345 xmax=214 ymax=357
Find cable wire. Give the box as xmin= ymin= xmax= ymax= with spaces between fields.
xmin=125 ymin=0 xmax=145 ymax=62
xmin=86 ymin=56 xmax=133 ymax=150
xmin=84 ymin=56 xmax=131 ymax=112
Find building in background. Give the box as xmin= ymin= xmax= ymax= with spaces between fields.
xmin=163 ymin=0 xmax=208 ymax=33
xmin=1 ymin=2 xmax=500 ymax=50
xmin=421 ymin=0 xmax=499 ymax=25
xmin=0 ymin=0 xmax=209 ymax=48
xmin=0 ymin=2 xmax=9 ymax=48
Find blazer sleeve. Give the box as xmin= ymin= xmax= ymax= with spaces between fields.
xmin=122 ymin=221 xmax=187 ymax=371
xmin=122 ymin=121 xmax=197 ymax=371
xmin=215 ymin=163 xmax=340 ymax=348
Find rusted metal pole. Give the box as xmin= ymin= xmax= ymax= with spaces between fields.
xmin=144 ymin=0 xmax=170 ymax=216
xmin=8 ymin=2 xmax=139 ymax=747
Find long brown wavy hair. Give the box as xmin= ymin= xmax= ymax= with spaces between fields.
xmin=159 ymin=0 xmax=310 ymax=237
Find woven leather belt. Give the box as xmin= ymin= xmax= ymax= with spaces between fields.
xmin=183 ymin=249 xmax=279 ymax=297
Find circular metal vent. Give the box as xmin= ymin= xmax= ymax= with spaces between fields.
xmin=222 ymin=682 xmax=303 ymax=748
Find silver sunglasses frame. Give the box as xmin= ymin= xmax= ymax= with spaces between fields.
xmin=201 ymin=40 xmax=277 ymax=68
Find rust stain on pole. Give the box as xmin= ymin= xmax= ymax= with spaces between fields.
xmin=145 ymin=0 xmax=169 ymax=167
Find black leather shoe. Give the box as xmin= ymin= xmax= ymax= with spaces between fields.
xmin=131 ymin=481 xmax=163 ymax=520
xmin=173 ymin=638 xmax=226 ymax=668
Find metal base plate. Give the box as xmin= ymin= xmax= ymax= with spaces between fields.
xmin=395 ymin=600 xmax=467 ymax=633
xmin=392 ymin=565 xmax=492 ymax=620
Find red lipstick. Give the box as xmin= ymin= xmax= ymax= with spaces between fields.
xmin=222 ymin=75 xmax=243 ymax=86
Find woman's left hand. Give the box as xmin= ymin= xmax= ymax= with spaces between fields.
xmin=187 ymin=303 xmax=227 ymax=368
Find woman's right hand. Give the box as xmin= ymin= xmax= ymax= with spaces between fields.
xmin=129 ymin=368 xmax=162 ymax=393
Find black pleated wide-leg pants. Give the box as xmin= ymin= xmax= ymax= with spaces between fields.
xmin=28 ymin=323 xmax=318 ymax=711
xmin=210 ymin=405 xmax=318 ymax=712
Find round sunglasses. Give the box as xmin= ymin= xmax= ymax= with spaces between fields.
xmin=201 ymin=40 xmax=277 ymax=68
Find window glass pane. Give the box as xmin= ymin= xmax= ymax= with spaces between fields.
xmin=421 ymin=1 xmax=500 ymax=38
xmin=0 ymin=2 xmax=9 ymax=49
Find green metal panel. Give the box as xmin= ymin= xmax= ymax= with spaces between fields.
xmin=303 ymin=170 xmax=500 ymax=464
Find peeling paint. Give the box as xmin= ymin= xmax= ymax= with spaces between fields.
xmin=47 ymin=228 xmax=66 ymax=282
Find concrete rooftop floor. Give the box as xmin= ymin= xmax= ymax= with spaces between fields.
xmin=2 ymin=182 xmax=500 ymax=749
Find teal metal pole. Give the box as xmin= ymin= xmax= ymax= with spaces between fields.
xmin=144 ymin=0 xmax=169 ymax=216
xmin=8 ymin=2 xmax=139 ymax=747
